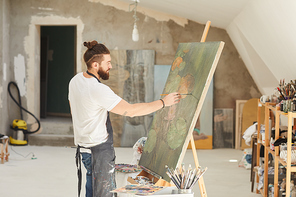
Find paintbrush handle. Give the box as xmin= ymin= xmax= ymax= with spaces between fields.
xmin=166 ymin=172 xmax=180 ymax=189
xmin=277 ymin=87 xmax=286 ymax=100
xmin=160 ymin=93 xmax=191 ymax=96
xmin=189 ymin=168 xmax=208 ymax=189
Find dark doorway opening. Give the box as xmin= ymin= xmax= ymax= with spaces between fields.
xmin=40 ymin=26 xmax=76 ymax=118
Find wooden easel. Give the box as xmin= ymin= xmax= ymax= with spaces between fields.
xmin=186 ymin=20 xmax=211 ymax=197
xmin=130 ymin=21 xmax=214 ymax=197
xmin=152 ymin=21 xmax=212 ymax=196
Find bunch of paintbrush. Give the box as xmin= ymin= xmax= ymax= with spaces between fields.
xmin=165 ymin=164 xmax=208 ymax=189
xmin=278 ymin=79 xmax=296 ymax=100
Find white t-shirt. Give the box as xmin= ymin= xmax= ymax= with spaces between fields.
xmin=68 ymin=72 xmax=122 ymax=148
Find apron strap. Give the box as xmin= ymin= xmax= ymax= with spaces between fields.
xmin=86 ymin=70 xmax=101 ymax=83
xmin=75 ymin=146 xmax=82 ymax=197
xmin=75 ymin=71 xmax=100 ymax=197
xmin=76 ymin=145 xmax=89 ymax=197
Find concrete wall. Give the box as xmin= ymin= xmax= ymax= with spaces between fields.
xmin=1 ymin=0 xmax=261 ymax=135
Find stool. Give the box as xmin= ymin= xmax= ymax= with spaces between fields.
xmin=0 ymin=136 xmax=9 ymax=164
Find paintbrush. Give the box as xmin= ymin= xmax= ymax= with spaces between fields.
xmin=189 ymin=167 xmax=208 ymax=189
xmin=176 ymin=167 xmax=183 ymax=185
xmin=165 ymin=165 xmax=180 ymax=189
xmin=165 ymin=165 xmax=174 ymax=176
xmin=173 ymin=169 xmax=181 ymax=184
xmin=188 ymin=167 xmax=200 ymax=189
xmin=181 ymin=163 xmax=185 ymax=174
xmin=180 ymin=163 xmax=186 ymax=189
xmin=277 ymin=87 xmax=286 ymax=100
xmin=160 ymin=93 xmax=192 ymax=96
xmin=170 ymin=167 xmax=181 ymax=186
xmin=186 ymin=168 xmax=196 ymax=189
xmin=166 ymin=171 xmax=180 ymax=189
xmin=184 ymin=165 xmax=192 ymax=189
xmin=161 ymin=93 xmax=198 ymax=100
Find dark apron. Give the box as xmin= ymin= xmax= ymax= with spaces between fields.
xmin=76 ymin=71 xmax=116 ymax=197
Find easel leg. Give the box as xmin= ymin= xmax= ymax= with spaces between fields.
xmin=190 ymin=135 xmax=207 ymax=197
xmin=0 ymin=143 xmax=4 ymax=164
xmin=188 ymin=20 xmax=211 ymax=197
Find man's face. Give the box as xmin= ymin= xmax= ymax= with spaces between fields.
xmin=98 ymin=54 xmax=112 ymax=80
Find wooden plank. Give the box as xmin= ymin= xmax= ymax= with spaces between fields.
xmin=285 ymin=112 xmax=293 ymax=197
xmin=235 ymin=100 xmax=247 ymax=149
xmin=256 ymin=99 xmax=261 ymax=194
xmin=190 ymin=135 xmax=207 ymax=196
xmin=200 ymin=21 xmax=211 ymax=42
xmin=264 ymin=104 xmax=270 ymax=197
xmin=189 ymin=21 xmax=212 ymax=197
xmin=274 ymin=111 xmax=280 ymax=197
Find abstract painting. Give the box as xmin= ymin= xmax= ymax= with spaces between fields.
xmin=139 ymin=42 xmax=225 ymax=182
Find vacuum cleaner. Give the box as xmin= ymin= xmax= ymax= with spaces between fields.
xmin=8 ymin=81 xmax=41 ymax=145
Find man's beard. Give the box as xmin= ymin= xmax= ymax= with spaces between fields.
xmin=98 ymin=67 xmax=109 ymax=80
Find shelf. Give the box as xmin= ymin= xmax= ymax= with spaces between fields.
xmin=275 ymin=156 xmax=286 ymax=167
xmin=259 ymin=101 xmax=296 ymax=117
xmin=290 ymin=112 xmax=296 ymax=118
xmin=278 ymin=111 xmax=289 ymax=116
xmin=291 ymin=167 xmax=296 ymax=172
xmin=266 ymin=147 xmax=275 ymax=157
xmin=265 ymin=104 xmax=276 ymax=111
xmin=256 ymin=100 xmax=296 ymax=197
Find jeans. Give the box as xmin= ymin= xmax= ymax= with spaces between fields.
xmin=81 ymin=153 xmax=92 ymax=197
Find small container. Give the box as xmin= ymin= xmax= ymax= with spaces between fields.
xmin=287 ymin=100 xmax=292 ymax=112
xmin=172 ymin=189 xmax=192 ymax=194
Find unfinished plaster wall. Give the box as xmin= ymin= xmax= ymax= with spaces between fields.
xmin=8 ymin=0 xmax=260 ymax=134
xmin=0 ymin=0 xmax=11 ymax=136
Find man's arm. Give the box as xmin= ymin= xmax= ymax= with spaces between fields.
xmin=110 ymin=92 xmax=181 ymax=117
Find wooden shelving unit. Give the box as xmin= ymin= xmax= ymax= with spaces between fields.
xmin=256 ymin=100 xmax=296 ymax=197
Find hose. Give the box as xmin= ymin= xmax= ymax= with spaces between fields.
xmin=8 ymin=81 xmax=41 ymax=134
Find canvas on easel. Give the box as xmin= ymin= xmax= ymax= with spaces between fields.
xmin=139 ymin=41 xmax=225 ymax=183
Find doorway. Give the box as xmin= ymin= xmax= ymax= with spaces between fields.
xmin=40 ymin=26 xmax=76 ymax=118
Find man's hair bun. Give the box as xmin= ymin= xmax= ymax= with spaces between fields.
xmin=83 ymin=40 xmax=98 ymax=50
